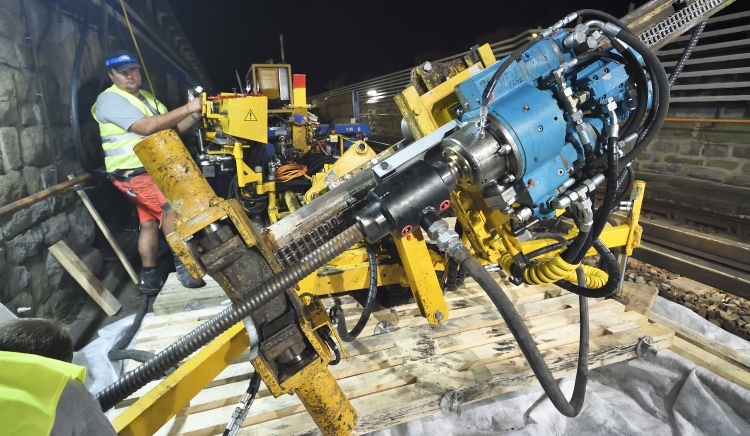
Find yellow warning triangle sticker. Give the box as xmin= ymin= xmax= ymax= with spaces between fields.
xmin=244 ymin=109 xmax=258 ymax=121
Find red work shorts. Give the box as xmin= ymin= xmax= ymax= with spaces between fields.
xmin=110 ymin=173 xmax=171 ymax=224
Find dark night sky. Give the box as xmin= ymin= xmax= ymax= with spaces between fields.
xmin=166 ymin=0 xmax=641 ymax=95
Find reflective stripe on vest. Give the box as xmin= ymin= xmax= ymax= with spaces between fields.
xmin=103 ymin=146 xmax=135 ymax=157
xmin=92 ymin=84 xmax=167 ymax=172
xmin=0 ymin=351 xmax=86 ymax=436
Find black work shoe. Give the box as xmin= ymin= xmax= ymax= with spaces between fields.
xmin=140 ymin=269 xmax=165 ymax=296
xmin=174 ymin=255 xmax=206 ymax=288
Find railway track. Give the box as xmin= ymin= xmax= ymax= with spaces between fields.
xmin=622 ymin=204 xmax=750 ymax=299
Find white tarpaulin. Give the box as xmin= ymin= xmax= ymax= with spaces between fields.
xmin=368 ymin=297 xmax=750 ymax=436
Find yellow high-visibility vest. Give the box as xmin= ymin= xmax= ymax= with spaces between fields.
xmin=91 ymin=84 xmax=167 ymax=172
xmin=0 ymin=351 xmax=86 ymax=436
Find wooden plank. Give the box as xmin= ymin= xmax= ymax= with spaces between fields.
xmin=671 ymin=337 xmax=750 ymax=390
xmin=49 ymin=241 xmax=121 ymax=316
xmin=648 ymin=310 xmax=750 ymax=373
xmin=115 ymin=277 xmax=686 ymax=436
xmin=620 ymin=282 xmax=659 ymax=315
xmin=68 ymin=175 xmax=139 ymax=284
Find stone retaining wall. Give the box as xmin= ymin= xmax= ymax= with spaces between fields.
xmin=0 ymin=0 xmax=188 ymax=318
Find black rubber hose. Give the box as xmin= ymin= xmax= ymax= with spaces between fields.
xmin=107 ymin=294 xmax=154 ymax=363
xmin=615 ymin=30 xmax=670 ymax=168
xmin=96 ymin=223 xmax=364 ymax=411
xmin=525 ymin=242 xmax=566 ymax=260
xmin=70 ymin=0 xmax=94 ymax=174
xmin=562 ymin=227 xmax=591 ymax=265
xmin=611 ymin=166 xmax=634 ymax=214
xmin=482 ymin=35 xmax=543 ymax=106
xmin=453 ymin=246 xmax=589 ymax=417
xmin=611 ymin=39 xmax=649 ymax=140
xmin=556 ymin=238 xmax=620 ymax=298
xmin=330 ymin=244 xmax=378 ymax=342
xmin=669 ymin=20 xmax=707 ymax=88
xmin=575 ymin=9 xmax=632 ymax=34
xmin=588 ymin=136 xmax=619 ymax=245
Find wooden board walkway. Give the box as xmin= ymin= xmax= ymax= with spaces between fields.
xmin=110 ymin=275 xmax=682 ymax=435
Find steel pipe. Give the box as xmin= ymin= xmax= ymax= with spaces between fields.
xmin=0 ymin=173 xmax=92 ymax=219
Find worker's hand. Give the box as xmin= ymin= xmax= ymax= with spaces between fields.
xmin=186 ymin=95 xmax=203 ymax=114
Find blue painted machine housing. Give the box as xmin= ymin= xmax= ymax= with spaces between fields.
xmin=454 ymin=31 xmax=643 ymax=219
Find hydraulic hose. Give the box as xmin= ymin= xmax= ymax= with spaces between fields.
xmin=482 ymin=35 xmax=543 ymax=107
xmin=615 ymin=30 xmax=670 ymax=168
xmin=96 ymin=223 xmax=364 ymax=411
xmin=70 ymin=0 xmax=94 ymax=174
xmin=107 ymin=294 xmax=155 ymax=363
xmin=452 ymin=245 xmax=589 ymax=417
xmin=330 ymin=244 xmax=378 ymax=342
xmin=669 ymin=20 xmax=707 ymax=88
xmin=575 ymin=9 xmax=632 ymax=34
xmin=555 ymin=238 xmax=620 ymax=298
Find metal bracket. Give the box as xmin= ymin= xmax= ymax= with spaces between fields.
xmin=374 ymin=321 xmax=394 ymax=335
xmin=440 ymin=390 xmax=464 ymax=414
xmin=636 ymin=335 xmax=657 ymax=358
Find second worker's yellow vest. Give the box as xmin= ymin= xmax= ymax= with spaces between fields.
xmin=92 ymin=84 xmax=168 ymax=172
xmin=0 ymin=351 xmax=87 ymax=436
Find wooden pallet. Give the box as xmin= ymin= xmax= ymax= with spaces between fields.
xmin=112 ymin=277 xmax=675 ymax=435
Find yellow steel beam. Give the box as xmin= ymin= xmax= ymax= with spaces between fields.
xmin=112 ymin=322 xmax=248 ymax=436
xmin=394 ymin=229 xmax=448 ymax=324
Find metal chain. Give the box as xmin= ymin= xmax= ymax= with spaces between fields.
xmin=638 ymin=0 xmax=725 ymax=47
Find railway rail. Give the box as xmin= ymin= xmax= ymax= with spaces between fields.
xmin=616 ymin=203 xmax=750 ymax=299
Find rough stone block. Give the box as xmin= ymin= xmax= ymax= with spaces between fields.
xmin=702 ymin=144 xmax=729 ymax=158
xmin=45 ymin=249 xmax=65 ymax=290
xmin=726 ymin=174 xmax=750 ymax=189
xmin=662 ymin=164 xmax=682 ymax=175
xmin=684 ymin=166 xmax=727 ymax=183
xmin=0 ymin=8 xmax=20 ymax=41
xmin=705 ymin=160 xmax=738 ymax=170
xmin=6 ymin=226 xmax=44 ymax=265
xmin=22 ymin=165 xmax=41 ymax=194
xmin=24 ymin=253 xmax=50 ymax=308
xmin=0 ymin=126 xmax=21 ymax=172
xmin=651 ymin=139 xmax=681 ymax=154
xmin=66 ymin=203 xmax=95 ymax=254
xmin=41 ymin=212 xmax=69 ymax=246
xmin=19 ymin=103 xmax=39 ymax=126
xmin=681 ymin=142 xmax=703 ymax=156
xmin=663 ymin=155 xmax=704 ymax=166
xmin=0 ymin=97 xmax=16 ymax=125
xmin=1 ymin=199 xmax=51 ymax=240
xmin=38 ymin=285 xmax=78 ymax=318
xmin=20 ymin=125 xmax=50 ymax=166
xmin=79 ymin=247 xmax=103 ymax=277
xmin=733 ymin=146 xmax=750 ymax=160
xmin=0 ymin=37 xmax=19 ymax=69
xmin=5 ymin=290 xmax=32 ymax=316
xmin=0 ymin=64 xmax=14 ymax=100
xmin=2 ymin=265 xmax=29 ymax=301
xmin=0 ymin=171 xmax=27 ymax=206
xmin=743 ymin=163 xmax=750 ymax=174
xmin=0 ymin=240 xmax=6 ymax=276
xmin=12 ymin=70 xmax=36 ymax=103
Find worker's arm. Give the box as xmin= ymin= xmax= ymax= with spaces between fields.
xmin=174 ymin=112 xmax=200 ymax=135
xmin=129 ymin=96 xmax=202 ymax=136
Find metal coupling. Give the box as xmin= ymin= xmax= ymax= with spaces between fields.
xmin=543 ymin=12 xmax=578 ymax=37
xmin=619 ymin=200 xmax=633 ymax=211
xmin=574 ymin=121 xmax=591 ymax=146
xmin=584 ymin=20 xmax=622 ymax=37
xmin=427 ymin=220 xmax=463 ymax=257
xmin=563 ymin=24 xmax=588 ymax=49
xmin=477 ymin=106 xmax=489 ymax=139
xmin=572 ymin=198 xmax=594 ymax=232
xmin=514 ymin=207 xmax=533 ymax=223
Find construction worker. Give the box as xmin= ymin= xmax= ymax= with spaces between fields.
xmin=0 ymin=318 xmax=117 ymax=435
xmin=92 ymin=50 xmax=205 ymax=294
